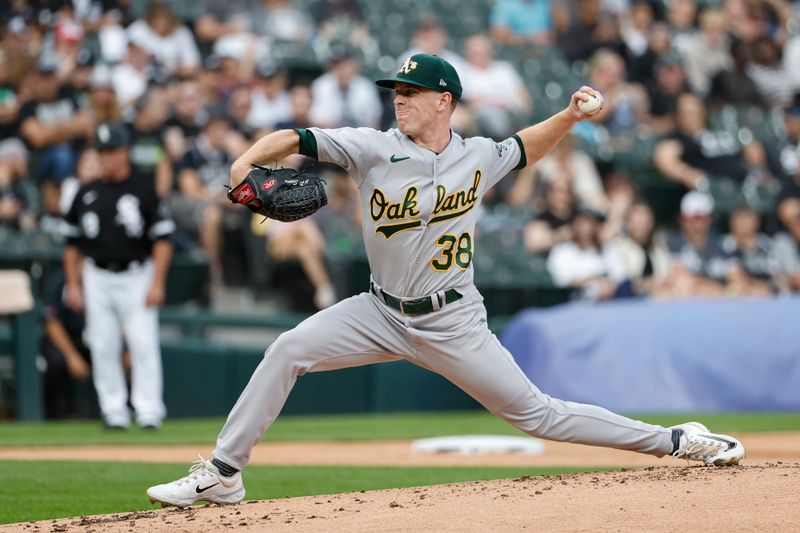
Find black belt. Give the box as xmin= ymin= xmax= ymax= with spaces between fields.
xmin=93 ymin=259 xmax=140 ymax=273
xmin=371 ymin=283 xmax=462 ymax=316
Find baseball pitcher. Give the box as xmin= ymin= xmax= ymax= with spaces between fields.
xmin=147 ymin=54 xmax=744 ymax=507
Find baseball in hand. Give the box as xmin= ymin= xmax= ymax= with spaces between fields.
xmin=578 ymin=93 xmax=603 ymax=115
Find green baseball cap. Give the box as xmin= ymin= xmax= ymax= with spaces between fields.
xmin=375 ymin=53 xmax=462 ymax=100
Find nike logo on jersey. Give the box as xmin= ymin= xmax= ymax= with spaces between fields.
xmin=390 ymin=155 xmax=410 ymax=163
xmin=195 ymin=483 xmax=219 ymax=493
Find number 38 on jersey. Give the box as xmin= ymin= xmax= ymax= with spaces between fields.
xmin=431 ymin=232 xmax=473 ymax=272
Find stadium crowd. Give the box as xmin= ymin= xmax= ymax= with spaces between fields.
xmin=1 ymin=0 xmax=800 ymax=314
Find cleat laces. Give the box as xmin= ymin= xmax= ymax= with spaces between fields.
xmin=174 ymin=455 xmax=218 ymax=486
xmin=673 ymin=434 xmax=729 ymax=463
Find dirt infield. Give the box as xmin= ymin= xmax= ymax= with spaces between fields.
xmin=0 ymin=431 xmax=798 ymax=467
xmin=2 ymin=432 xmax=798 ymax=531
xmin=3 ymin=463 xmax=798 ymax=532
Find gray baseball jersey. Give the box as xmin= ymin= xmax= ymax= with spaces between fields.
xmin=304 ymin=127 xmax=525 ymax=297
xmin=212 ymin=127 xmax=675 ymax=469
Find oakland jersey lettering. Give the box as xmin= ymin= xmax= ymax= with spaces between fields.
xmin=370 ymin=187 xmax=420 ymax=238
xmin=370 ymin=170 xmax=482 ymax=238
xmin=308 ymin=126 xmax=524 ymax=297
xmin=431 ymin=170 xmax=480 ymax=224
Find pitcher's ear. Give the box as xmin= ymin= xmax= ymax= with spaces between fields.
xmin=440 ymin=92 xmax=452 ymax=111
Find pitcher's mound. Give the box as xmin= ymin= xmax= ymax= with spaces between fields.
xmin=5 ymin=463 xmax=798 ymax=532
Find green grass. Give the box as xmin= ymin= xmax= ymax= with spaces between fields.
xmin=0 ymin=460 xmax=605 ymax=524
xmin=1 ymin=411 xmax=796 ymax=524
xmin=0 ymin=411 xmax=798 ymax=447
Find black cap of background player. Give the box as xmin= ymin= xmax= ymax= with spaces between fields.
xmin=95 ymin=122 xmax=130 ymax=150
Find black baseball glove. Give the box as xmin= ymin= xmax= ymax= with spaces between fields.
xmin=227 ymin=165 xmax=327 ymax=222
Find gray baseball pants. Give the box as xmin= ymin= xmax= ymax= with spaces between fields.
xmin=213 ymin=286 xmax=673 ymax=469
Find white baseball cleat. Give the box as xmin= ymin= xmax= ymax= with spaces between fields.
xmin=671 ymin=422 xmax=745 ymax=466
xmin=146 ymin=455 xmax=245 ymax=508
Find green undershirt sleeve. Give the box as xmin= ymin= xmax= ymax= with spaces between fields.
xmin=512 ymin=134 xmax=527 ymax=170
xmin=294 ymin=128 xmax=319 ymax=159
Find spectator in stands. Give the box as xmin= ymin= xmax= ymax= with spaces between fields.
xmin=0 ymin=50 xmax=24 ymax=145
xmin=309 ymin=48 xmax=382 ymax=129
xmin=275 ymin=85 xmax=314 ymax=130
xmin=251 ymin=0 xmax=314 ymax=43
xmin=19 ymin=55 xmax=93 ymax=183
xmin=785 ymin=25 xmax=800 ymax=89
xmin=194 ymin=0 xmax=254 ymax=52
xmin=707 ymin=39 xmax=766 ymax=109
xmin=654 ymin=92 xmax=755 ymax=189
xmin=164 ymin=80 xmax=208 ymax=164
xmin=197 ymin=55 xmax=224 ymax=107
xmin=170 ymin=111 xmax=240 ymax=285
xmin=775 ymin=94 xmax=800 ymax=181
xmin=490 ymin=0 xmax=554 ymax=45
xmin=0 ymin=139 xmax=33 ymax=230
xmin=36 ymin=179 xmax=61 ymax=238
xmin=683 ymin=8 xmax=731 ymax=97
xmin=665 ymin=0 xmax=697 ymax=56
xmin=547 ymin=205 xmax=626 ymax=301
xmin=46 ymin=9 xmax=86 ymax=82
xmin=313 ymin=0 xmax=379 ymax=66
xmin=586 ymin=49 xmax=650 ymax=136
xmin=111 ymin=39 xmax=157 ymax=111
xmin=399 ymin=18 xmax=466 ymax=75
xmin=557 ymin=0 xmax=626 ymax=63
xmin=773 ymin=197 xmax=800 ymax=292
xmin=312 ymin=165 xmax=362 ymax=253
xmin=126 ymin=1 xmax=200 ymax=78
xmin=721 ymin=205 xmax=775 ymax=295
xmin=664 ymin=191 xmax=748 ymax=298
xmin=629 ymin=22 xmax=672 ymax=86
xmin=129 ymin=87 xmax=173 ymax=198
xmin=40 ymin=270 xmax=93 ymax=419
xmin=724 ymin=0 xmax=787 ymax=44
xmin=512 ymin=134 xmax=606 ymax=211
xmin=227 ymin=85 xmax=259 ymax=143
xmin=523 ymin=178 xmax=576 ymax=255
xmin=747 ymin=35 xmax=797 ymax=108
xmin=246 ymin=62 xmax=292 ymax=132
xmin=255 ymin=213 xmax=337 ymax=309
xmin=66 ymin=50 xmax=95 ymax=109
xmin=2 ymin=16 xmax=40 ymax=88
xmin=613 ymin=201 xmax=671 ymax=296
xmin=86 ymin=65 xmax=122 ymax=123
xmin=459 ymin=34 xmax=531 ymax=139
xmin=313 ymin=0 xmax=363 ymax=25
xmin=92 ymin=5 xmax=134 ymax=64
xmin=646 ymin=50 xmax=690 ymax=133
xmin=620 ymin=0 xmax=654 ymax=59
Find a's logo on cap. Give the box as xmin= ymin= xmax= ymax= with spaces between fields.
xmin=398 ymin=57 xmax=418 ymax=74
xmin=98 ymin=124 xmax=110 ymax=143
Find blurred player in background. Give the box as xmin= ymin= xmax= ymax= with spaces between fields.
xmin=62 ymin=122 xmax=174 ymax=429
